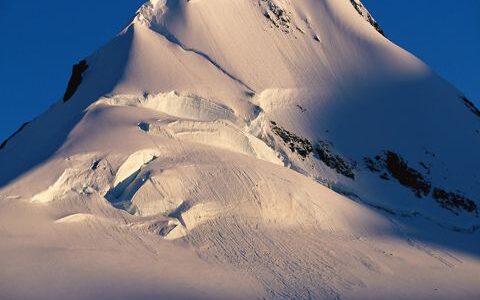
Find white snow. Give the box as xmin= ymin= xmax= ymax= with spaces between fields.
xmin=99 ymin=92 xmax=238 ymax=122
xmin=112 ymin=149 xmax=159 ymax=188
xmin=54 ymin=213 xmax=96 ymax=223
xmin=1 ymin=0 xmax=479 ymax=299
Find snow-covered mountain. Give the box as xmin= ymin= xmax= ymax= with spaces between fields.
xmin=1 ymin=1 xmax=479 ymax=299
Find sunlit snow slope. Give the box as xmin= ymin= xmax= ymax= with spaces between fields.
xmin=1 ymin=1 xmax=479 ymax=299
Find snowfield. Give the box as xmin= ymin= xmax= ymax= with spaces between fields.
xmin=1 ymin=0 xmax=479 ymax=299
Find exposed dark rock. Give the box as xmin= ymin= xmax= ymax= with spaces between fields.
xmin=316 ymin=141 xmax=356 ymax=179
xmin=295 ymin=26 xmax=306 ymax=34
xmin=379 ymin=173 xmax=390 ymax=180
xmin=349 ymin=0 xmax=385 ymax=36
xmin=63 ymin=59 xmax=89 ymax=102
xmin=365 ymin=156 xmax=390 ymax=180
xmin=270 ymin=122 xmax=356 ymax=177
xmin=91 ymin=160 xmax=100 ymax=171
xmin=260 ymin=0 xmax=292 ymax=33
xmin=270 ymin=121 xmax=313 ymax=159
xmin=461 ymin=96 xmax=480 ymax=118
xmin=296 ymin=104 xmax=307 ymax=112
xmin=433 ymin=188 xmax=478 ymax=215
xmin=364 ymin=151 xmax=431 ymax=197
xmin=364 ymin=157 xmax=381 ymax=172
xmin=384 ymin=151 xmax=431 ymax=197
xmin=0 ymin=122 xmax=30 ymax=150
xmin=369 ymin=18 xmax=384 ymax=35
xmin=366 ymin=151 xmax=478 ymax=214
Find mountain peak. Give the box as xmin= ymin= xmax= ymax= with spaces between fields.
xmin=134 ymin=0 xmax=166 ymax=27
xmin=133 ymin=0 xmax=385 ymax=36
xmin=1 ymin=1 xmax=479 ymax=299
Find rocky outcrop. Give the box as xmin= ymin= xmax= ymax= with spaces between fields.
xmin=259 ymin=0 xmax=293 ymax=33
xmin=461 ymin=96 xmax=480 ymax=118
xmin=365 ymin=151 xmax=478 ymax=215
xmin=63 ymin=59 xmax=88 ymax=102
xmin=349 ymin=0 xmax=384 ymax=35
xmin=365 ymin=151 xmax=431 ymax=197
xmin=433 ymin=188 xmax=478 ymax=215
xmin=270 ymin=122 xmax=356 ymax=178
xmin=270 ymin=121 xmax=313 ymax=158
xmin=316 ymin=141 xmax=356 ymax=179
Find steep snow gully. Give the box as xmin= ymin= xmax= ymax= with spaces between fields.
xmin=1 ymin=1 xmax=480 ymax=299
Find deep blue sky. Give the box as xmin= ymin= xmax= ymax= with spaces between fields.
xmin=0 ymin=0 xmax=479 ymax=141
xmin=363 ymin=0 xmax=480 ymax=100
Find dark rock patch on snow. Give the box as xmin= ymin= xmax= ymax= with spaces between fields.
xmin=63 ymin=60 xmax=88 ymax=102
xmin=316 ymin=141 xmax=356 ymax=179
xmin=461 ymin=96 xmax=480 ymax=118
xmin=270 ymin=121 xmax=312 ymax=158
xmin=365 ymin=151 xmax=431 ymax=197
xmin=270 ymin=122 xmax=356 ymax=178
xmin=349 ymin=0 xmax=384 ymax=35
xmin=260 ymin=0 xmax=293 ymax=33
xmin=364 ymin=157 xmax=382 ymax=173
xmin=432 ymin=188 xmax=478 ymax=215
xmin=384 ymin=151 xmax=431 ymax=197
xmin=296 ymin=104 xmax=307 ymax=112
xmin=91 ymin=160 xmax=101 ymax=171
xmin=366 ymin=152 xmax=478 ymax=215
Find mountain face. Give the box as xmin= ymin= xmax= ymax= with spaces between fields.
xmin=1 ymin=1 xmax=479 ymax=299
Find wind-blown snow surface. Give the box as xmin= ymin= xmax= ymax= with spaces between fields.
xmin=1 ymin=0 xmax=480 ymax=299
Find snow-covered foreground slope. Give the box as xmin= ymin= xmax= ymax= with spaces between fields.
xmin=1 ymin=0 xmax=480 ymax=299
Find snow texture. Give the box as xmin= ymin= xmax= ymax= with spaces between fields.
xmin=1 ymin=0 xmax=479 ymax=299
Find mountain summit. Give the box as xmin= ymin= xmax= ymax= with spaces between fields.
xmin=1 ymin=1 xmax=479 ymax=299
